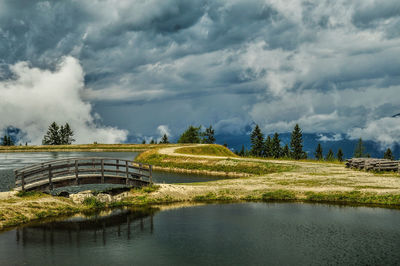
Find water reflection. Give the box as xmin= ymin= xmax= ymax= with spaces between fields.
xmin=15 ymin=207 xmax=158 ymax=247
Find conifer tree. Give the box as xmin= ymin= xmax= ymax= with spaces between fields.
xmin=271 ymin=132 xmax=281 ymax=158
xmin=325 ymin=149 xmax=335 ymax=161
xmin=42 ymin=122 xmax=61 ymax=145
xmin=239 ymin=145 xmax=245 ymax=156
xmin=282 ymin=144 xmax=290 ymax=158
xmin=160 ymin=134 xmax=169 ymax=144
xmin=202 ymin=125 xmax=216 ymax=144
xmin=354 ymin=138 xmax=365 ymax=158
xmin=178 ymin=126 xmax=202 ymax=143
xmin=384 ymin=148 xmax=394 ymax=160
xmin=315 ymin=143 xmax=323 ymax=160
xmin=290 ymin=124 xmax=304 ymax=160
xmin=142 ymin=140 xmax=146 ymax=144
xmin=150 ymin=139 xmax=155 ymax=144
xmin=263 ymin=136 xmax=272 ymax=157
xmin=250 ymin=124 xmax=264 ymax=156
xmin=337 ymin=148 xmax=344 ymax=162
xmin=60 ymin=123 xmax=75 ymax=144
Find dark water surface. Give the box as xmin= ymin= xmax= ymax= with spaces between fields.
xmin=0 ymin=152 xmax=222 ymax=192
xmin=0 ymin=203 xmax=399 ymax=265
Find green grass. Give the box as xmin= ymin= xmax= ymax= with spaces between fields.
xmin=262 ymin=190 xmax=296 ymax=201
xmin=16 ymin=191 xmax=47 ymax=199
xmin=0 ymin=143 xmax=173 ymax=152
xmin=193 ymin=192 xmax=234 ymax=202
xmin=137 ymin=151 xmax=294 ymax=176
xmin=305 ymin=191 xmax=400 ymax=205
xmin=82 ymin=197 xmax=106 ymax=209
xmin=175 ymin=144 xmax=238 ymax=157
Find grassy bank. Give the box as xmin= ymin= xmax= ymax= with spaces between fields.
xmin=1 ymin=143 xmax=400 ymax=230
xmin=0 ymin=143 xmax=177 ymax=153
xmin=136 ymin=149 xmax=294 ymax=176
xmin=2 ymin=186 xmax=400 ymax=231
xmin=175 ymin=144 xmax=238 ymax=157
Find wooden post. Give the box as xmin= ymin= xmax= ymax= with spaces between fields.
xmin=48 ymin=164 xmax=53 ymax=190
xmin=398 ymin=161 xmax=400 ymax=174
xmin=149 ymin=165 xmax=153 ymax=184
xmin=125 ymin=161 xmax=129 ymax=185
xmin=101 ymin=159 xmax=104 ymax=183
xmin=21 ymin=172 xmax=25 ymax=192
xmin=75 ymin=160 xmax=79 ymax=185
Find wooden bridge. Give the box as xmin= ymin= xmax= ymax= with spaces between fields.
xmin=14 ymin=157 xmax=153 ymax=192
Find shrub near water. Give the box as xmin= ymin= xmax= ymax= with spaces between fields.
xmin=83 ymin=197 xmax=105 ymax=209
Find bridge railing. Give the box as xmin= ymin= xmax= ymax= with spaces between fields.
xmin=14 ymin=157 xmax=153 ymax=191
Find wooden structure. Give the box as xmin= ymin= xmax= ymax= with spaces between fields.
xmin=346 ymin=158 xmax=400 ymax=172
xmin=14 ymin=157 xmax=153 ymax=192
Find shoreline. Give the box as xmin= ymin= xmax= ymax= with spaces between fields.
xmin=1 ymin=188 xmax=400 ymax=232
xmin=1 ymin=144 xmax=400 ymax=231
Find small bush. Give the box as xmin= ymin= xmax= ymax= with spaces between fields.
xmin=83 ymin=197 xmax=105 ymax=209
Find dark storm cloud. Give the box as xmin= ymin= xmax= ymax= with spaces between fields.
xmin=1 ymin=0 xmax=400 ymax=145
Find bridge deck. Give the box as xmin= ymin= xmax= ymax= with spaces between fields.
xmin=14 ymin=157 xmax=153 ymax=192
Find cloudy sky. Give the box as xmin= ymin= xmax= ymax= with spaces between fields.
xmin=0 ymin=0 xmax=400 ymax=146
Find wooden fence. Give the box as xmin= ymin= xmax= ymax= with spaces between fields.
xmin=346 ymin=158 xmax=400 ymax=172
xmin=14 ymin=157 xmax=153 ymax=192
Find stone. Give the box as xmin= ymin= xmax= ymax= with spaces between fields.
xmin=69 ymin=191 xmax=93 ymax=204
xmin=96 ymin=193 xmax=113 ymax=203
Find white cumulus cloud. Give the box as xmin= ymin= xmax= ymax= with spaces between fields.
xmin=0 ymin=56 xmax=128 ymax=144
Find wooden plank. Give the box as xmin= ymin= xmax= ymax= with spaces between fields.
xmin=125 ymin=161 xmax=129 ymax=185
xmin=101 ymin=159 xmax=104 ymax=183
xmin=149 ymin=165 xmax=153 ymax=184
xmin=75 ymin=160 xmax=79 ymax=185
xmin=48 ymin=164 xmax=53 ymax=190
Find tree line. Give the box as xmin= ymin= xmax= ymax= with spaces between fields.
xmin=1 ymin=135 xmax=14 ymax=146
xmin=242 ymin=124 xmax=307 ymax=160
xmin=142 ymin=125 xmax=216 ymax=145
xmin=42 ymin=122 xmax=75 ymax=145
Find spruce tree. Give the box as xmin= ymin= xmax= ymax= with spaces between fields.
xmin=239 ymin=145 xmax=245 ymax=156
xmin=315 ymin=143 xmax=323 ymax=160
xmin=142 ymin=140 xmax=146 ymax=144
xmin=42 ymin=122 xmax=61 ymax=145
xmin=178 ymin=126 xmax=202 ymax=143
xmin=250 ymin=124 xmax=264 ymax=156
xmin=202 ymin=125 xmax=216 ymax=144
xmin=271 ymin=132 xmax=281 ymax=158
xmin=263 ymin=136 xmax=272 ymax=157
xmin=282 ymin=144 xmax=290 ymax=158
xmin=2 ymin=135 xmax=7 ymax=146
xmin=325 ymin=149 xmax=335 ymax=161
xmin=60 ymin=123 xmax=75 ymax=144
xmin=337 ymin=148 xmax=344 ymax=162
xmin=150 ymin=139 xmax=155 ymax=144
xmin=160 ymin=134 xmax=169 ymax=144
xmin=354 ymin=138 xmax=365 ymax=158
xmin=290 ymin=124 xmax=304 ymax=160
xmin=384 ymin=148 xmax=394 ymax=160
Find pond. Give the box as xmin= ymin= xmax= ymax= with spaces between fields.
xmin=0 ymin=202 xmax=399 ymax=265
xmin=0 ymin=152 xmax=223 ymax=192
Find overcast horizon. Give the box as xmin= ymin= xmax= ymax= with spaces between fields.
xmin=1 ymin=0 xmax=400 ymax=147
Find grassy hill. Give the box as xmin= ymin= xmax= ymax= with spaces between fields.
xmin=174 ymin=144 xmax=238 ymax=157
